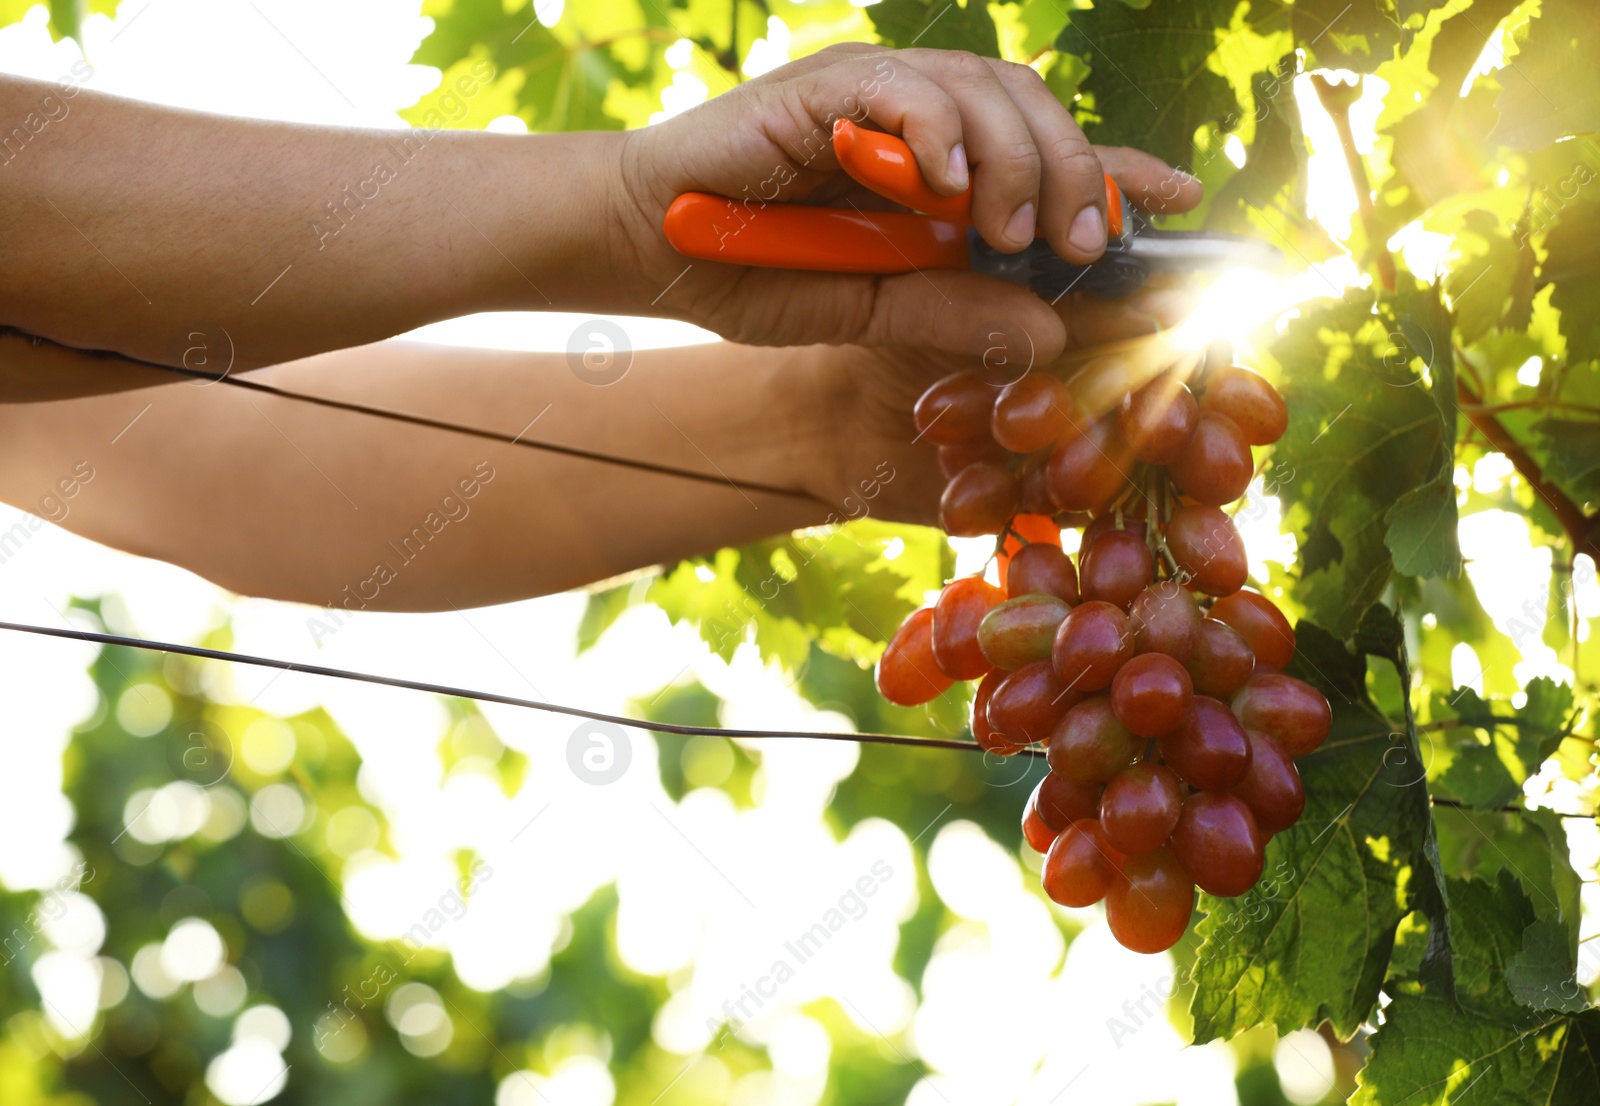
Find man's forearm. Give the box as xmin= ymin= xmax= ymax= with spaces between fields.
xmin=0 ymin=332 xmax=834 ymax=609
xmin=0 ymin=74 xmax=641 ymax=370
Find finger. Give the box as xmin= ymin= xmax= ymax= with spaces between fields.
xmin=751 ymin=40 xmax=882 ymax=85
xmin=894 ymin=49 xmax=1043 ymax=249
xmin=790 ymin=55 xmax=970 ymax=193
xmin=1094 ymin=145 xmax=1204 ymax=214
xmin=1055 ymin=288 xmax=1196 ymax=349
xmin=857 ymin=270 xmax=1068 ymax=364
xmin=985 ymin=58 xmax=1110 ymax=265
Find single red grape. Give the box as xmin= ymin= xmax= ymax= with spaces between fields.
xmin=978 ymin=594 xmax=1072 ymax=670
xmin=1231 ymin=673 xmax=1332 ymax=756
xmin=1210 ymin=589 xmax=1296 ymax=669
xmin=938 ymin=436 xmax=1008 ymax=480
xmin=1106 ymin=847 xmax=1194 ymax=953
xmin=1016 ymin=453 xmax=1056 ymax=515
xmin=1128 ymin=581 xmax=1202 ymax=662
xmin=1022 ymin=803 xmax=1059 ymax=853
xmin=914 ymin=370 xmax=997 ymax=444
xmin=1185 ymin=619 xmax=1257 ymax=698
xmin=997 ymin=513 xmax=1062 ymax=591
xmin=1170 ymin=791 xmax=1264 ymax=897
xmin=1007 ymin=542 xmax=1080 ymax=603
xmin=1202 ymin=365 xmax=1287 ymax=445
xmin=972 ymin=670 xmax=1019 ymax=753
xmin=1045 ymin=417 xmax=1134 ymax=513
xmin=876 ymin=608 xmax=954 ymax=706
xmin=1047 ymin=696 xmax=1141 ymax=783
xmin=1118 ymin=374 xmax=1198 ymax=464
xmin=988 ymin=661 xmax=1080 ymax=747
xmin=1100 ymin=762 xmax=1182 ymax=855
xmin=1167 ymin=505 xmax=1248 ymax=597
xmin=1171 ymin=412 xmax=1254 ymax=507
xmin=993 ymin=373 xmax=1077 ymax=453
xmin=932 ymin=576 xmax=1007 ymax=680
xmin=1052 ymin=601 xmax=1134 ymax=692
xmin=1079 ymin=530 xmax=1155 ymax=610
xmin=1110 ymin=653 xmax=1194 ymax=737
xmin=940 ymin=462 xmax=1019 ymax=537
xmin=1033 ymin=772 xmax=1102 ymax=832
xmin=1158 ymin=695 xmax=1252 ymax=790
xmin=1081 ymin=511 xmax=1147 ymax=550
xmin=1042 ymin=819 xmax=1122 ymax=907
xmin=1232 ymin=730 xmax=1305 ymax=834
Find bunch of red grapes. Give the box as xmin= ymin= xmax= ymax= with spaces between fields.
xmin=877 ymin=351 xmax=1332 ymax=954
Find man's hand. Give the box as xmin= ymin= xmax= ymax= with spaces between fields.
xmin=613 ymin=43 xmax=1204 ymax=364
xmin=788 ymin=284 xmax=1197 ymax=526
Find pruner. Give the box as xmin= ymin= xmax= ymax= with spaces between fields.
xmin=663 ymin=119 xmax=1281 ymax=299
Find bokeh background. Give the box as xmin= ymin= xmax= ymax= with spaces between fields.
xmin=0 ymin=2 xmax=1595 ymax=1105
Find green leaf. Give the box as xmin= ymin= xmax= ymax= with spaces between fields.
xmin=1355 ymin=870 xmax=1600 ymax=1104
xmin=1204 ymin=56 xmax=1312 ymax=242
xmin=868 ymin=0 xmax=1000 ymax=56
xmin=411 ymin=0 xmax=641 ymax=132
xmin=1539 ymin=196 xmax=1600 ymax=365
xmin=1489 ymin=0 xmax=1600 ymax=148
xmin=576 ymin=579 xmax=643 ymax=653
xmin=1188 ymin=622 xmax=1441 ymax=1041
xmin=1295 ymin=0 xmax=1401 ymax=74
xmin=1262 ymin=292 xmax=1458 ymax=633
xmin=1057 ymin=0 xmax=1264 ymax=168
xmin=1506 ymin=916 xmax=1590 ymax=1013
xmin=1352 ymin=995 xmax=1600 ymax=1105
xmin=1433 ymin=676 xmax=1575 ymax=809
xmin=1533 ymin=417 xmax=1600 ymax=500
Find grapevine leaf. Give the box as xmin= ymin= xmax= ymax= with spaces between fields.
xmin=1533 ymin=417 xmax=1600 ymax=500
xmin=1443 ymin=870 xmax=1538 ymax=1022
xmin=1056 ymin=0 xmax=1264 ymax=168
xmin=1263 ymin=292 xmax=1456 ymax=633
xmin=1188 ymin=621 xmax=1441 ymax=1041
xmin=1294 ymin=0 xmax=1400 ymax=74
xmin=1385 ymin=474 xmax=1462 ymax=578
xmin=867 ymin=0 xmax=1000 ymax=56
xmin=1207 ymin=61 xmax=1307 ymax=229
xmin=411 ymin=0 xmax=638 ymax=132
xmin=1541 ymin=196 xmax=1600 ymax=366
xmin=1352 ymin=995 xmax=1600 ymax=1105
xmin=576 ymin=580 xmax=642 ymax=653
xmin=1506 ymin=916 xmax=1590 ymax=1013
xmin=648 ymin=550 xmax=753 ymax=663
xmin=1432 ymin=677 xmax=1575 ymax=809
xmin=1354 ymin=871 xmax=1600 ymax=1105
xmin=1488 ymin=0 xmax=1600 ymax=148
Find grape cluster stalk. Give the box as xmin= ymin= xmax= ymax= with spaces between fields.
xmin=878 ymin=347 xmax=1331 ymax=954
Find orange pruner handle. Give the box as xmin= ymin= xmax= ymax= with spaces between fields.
xmin=659 ymin=118 xmax=1128 ymax=274
xmin=832 ymin=118 xmax=1126 ymax=238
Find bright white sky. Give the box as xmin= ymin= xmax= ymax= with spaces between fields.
xmin=0 ymin=4 xmax=1590 ymax=1106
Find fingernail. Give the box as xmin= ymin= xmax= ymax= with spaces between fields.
xmin=1068 ymin=205 xmax=1105 ymax=255
xmin=947 ymin=144 xmax=969 ymax=190
xmin=1004 ymin=202 xmax=1035 ymax=245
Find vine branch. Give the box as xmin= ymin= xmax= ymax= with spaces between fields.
xmin=1456 ymin=367 xmax=1600 ymax=560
